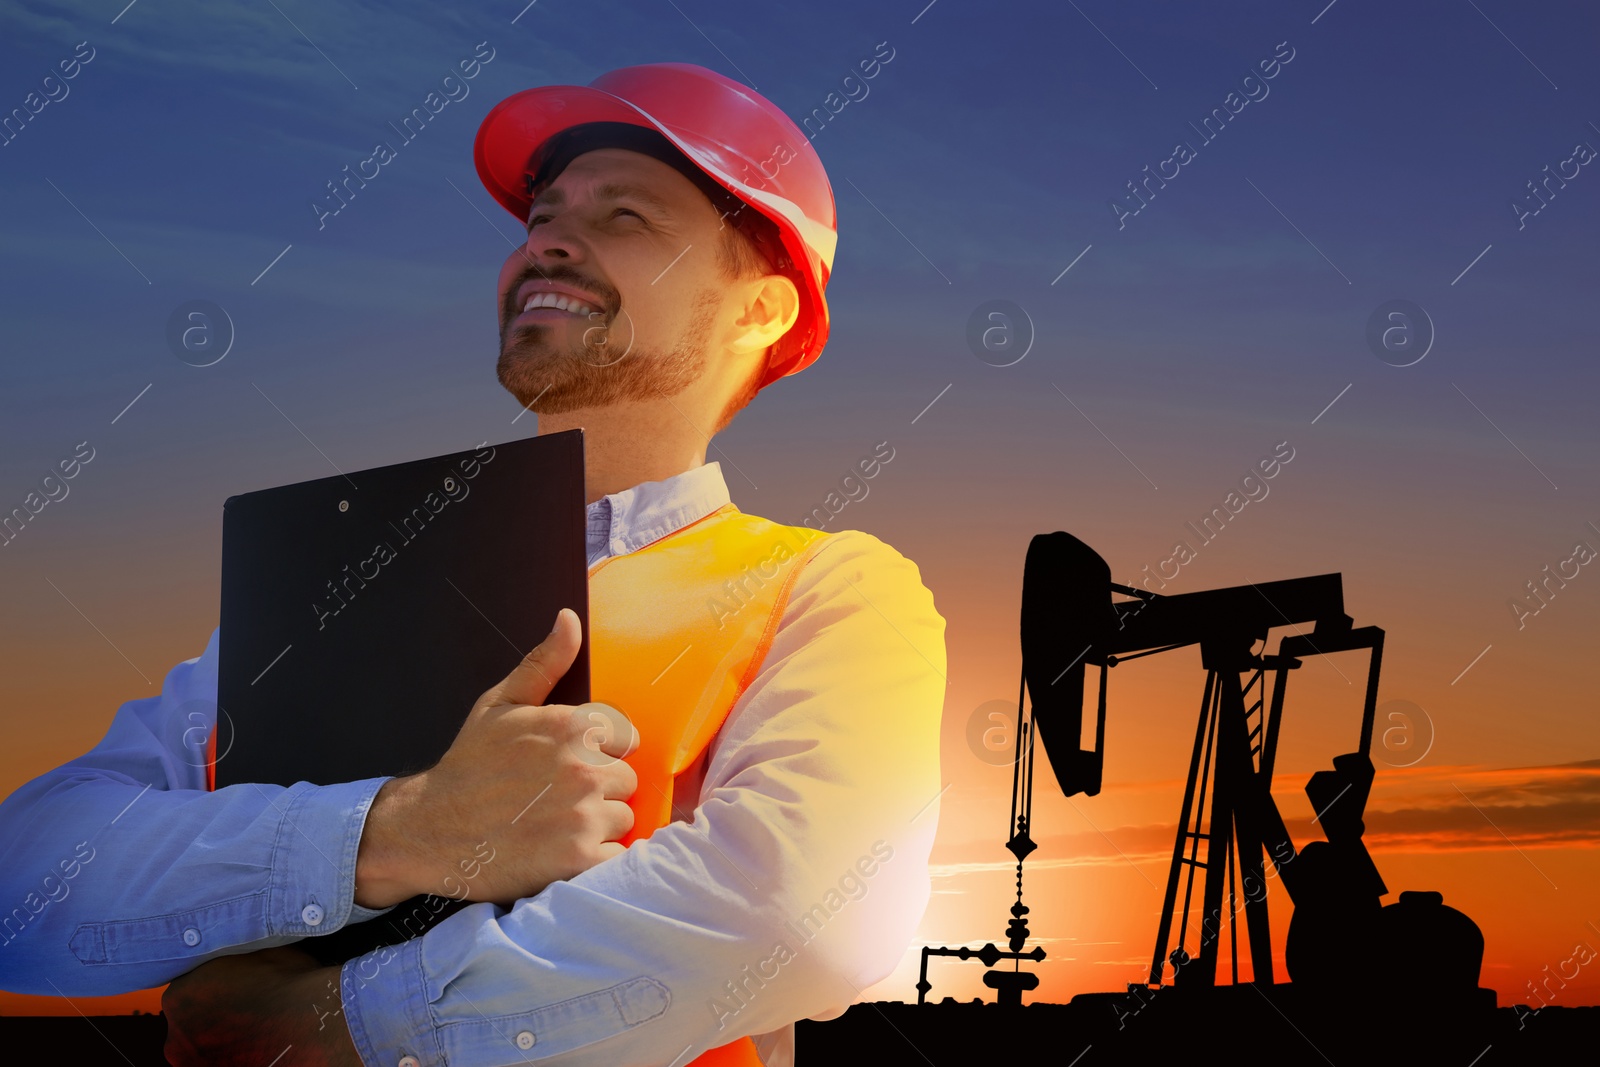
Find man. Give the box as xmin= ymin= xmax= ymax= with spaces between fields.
xmin=0 ymin=64 xmax=946 ymax=1066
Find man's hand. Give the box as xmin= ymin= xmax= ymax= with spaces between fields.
xmin=354 ymin=607 xmax=639 ymax=909
xmin=162 ymin=946 xmax=360 ymax=1066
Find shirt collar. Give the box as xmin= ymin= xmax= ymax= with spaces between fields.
xmin=585 ymin=461 xmax=731 ymax=566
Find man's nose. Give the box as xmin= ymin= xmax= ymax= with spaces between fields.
xmin=524 ymin=215 xmax=586 ymax=263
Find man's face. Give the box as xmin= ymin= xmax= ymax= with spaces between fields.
xmin=496 ymin=147 xmax=735 ymax=414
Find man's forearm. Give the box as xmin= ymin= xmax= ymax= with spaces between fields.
xmin=337 ymin=791 xmax=936 ymax=1066
xmin=0 ymin=628 xmax=409 ymax=997
xmin=0 ymin=771 xmax=393 ymax=996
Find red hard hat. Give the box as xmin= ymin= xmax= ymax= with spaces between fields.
xmin=474 ymin=63 xmax=837 ymax=388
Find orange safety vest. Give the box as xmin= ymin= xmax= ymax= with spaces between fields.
xmin=208 ymin=501 xmax=830 ymax=1066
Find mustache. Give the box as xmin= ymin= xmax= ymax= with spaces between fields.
xmin=506 ymin=266 xmax=619 ymax=320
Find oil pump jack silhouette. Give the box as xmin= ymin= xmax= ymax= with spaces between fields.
xmin=919 ymin=531 xmax=1490 ymax=1012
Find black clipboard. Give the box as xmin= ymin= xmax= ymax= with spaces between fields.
xmin=214 ymin=429 xmax=588 ymax=962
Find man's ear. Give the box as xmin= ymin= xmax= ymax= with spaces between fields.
xmin=727 ymin=273 xmax=799 ymax=357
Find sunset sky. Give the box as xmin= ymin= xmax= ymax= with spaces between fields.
xmin=1 ymin=0 xmax=1597 ymax=1020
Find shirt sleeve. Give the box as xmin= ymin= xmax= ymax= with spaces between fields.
xmin=340 ymin=529 xmax=948 ymax=1067
xmin=0 ymin=626 xmax=395 ymax=996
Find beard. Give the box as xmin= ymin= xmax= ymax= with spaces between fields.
xmin=497 ymin=286 xmax=720 ymax=415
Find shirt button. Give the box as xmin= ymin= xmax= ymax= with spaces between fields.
xmin=398 ymin=1057 xmax=420 ymax=1067
xmin=301 ymin=903 xmax=325 ymax=927
xmin=181 ymin=927 xmax=201 ymax=947
xmin=515 ymin=1031 xmax=536 ymax=1050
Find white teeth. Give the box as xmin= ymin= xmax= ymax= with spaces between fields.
xmin=523 ymin=292 xmax=598 ymax=315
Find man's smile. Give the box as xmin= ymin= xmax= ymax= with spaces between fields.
xmin=521 ymin=293 xmax=601 ymax=316
xmin=513 ymin=280 xmax=606 ymax=325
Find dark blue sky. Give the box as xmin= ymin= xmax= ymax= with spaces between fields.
xmin=5 ymin=0 xmax=1599 ymax=440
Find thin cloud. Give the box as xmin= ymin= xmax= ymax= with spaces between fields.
xmin=931 ymin=760 xmax=1600 ymax=871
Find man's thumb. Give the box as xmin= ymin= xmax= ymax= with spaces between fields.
xmin=492 ymin=608 xmax=581 ymax=708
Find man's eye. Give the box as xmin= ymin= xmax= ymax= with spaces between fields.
xmin=527 ymin=209 xmax=641 ymax=231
